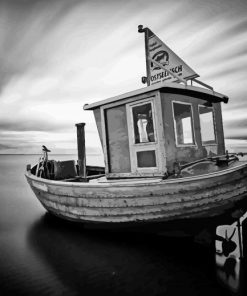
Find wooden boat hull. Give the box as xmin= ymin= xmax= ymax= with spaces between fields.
xmin=25 ymin=161 xmax=247 ymax=234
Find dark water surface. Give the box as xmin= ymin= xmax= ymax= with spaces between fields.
xmin=0 ymin=155 xmax=246 ymax=296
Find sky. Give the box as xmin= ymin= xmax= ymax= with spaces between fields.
xmin=0 ymin=0 xmax=247 ymax=155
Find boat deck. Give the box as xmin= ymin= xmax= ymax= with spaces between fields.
xmin=88 ymin=159 xmax=247 ymax=185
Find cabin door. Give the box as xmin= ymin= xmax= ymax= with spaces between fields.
xmin=127 ymin=98 xmax=165 ymax=176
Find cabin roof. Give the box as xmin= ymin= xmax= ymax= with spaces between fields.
xmin=83 ymin=82 xmax=229 ymax=110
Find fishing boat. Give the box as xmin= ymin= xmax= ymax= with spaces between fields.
xmin=25 ymin=26 xmax=247 ymax=236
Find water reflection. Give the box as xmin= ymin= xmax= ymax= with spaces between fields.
xmin=215 ymin=214 xmax=247 ymax=295
xmin=27 ymin=214 xmax=225 ymax=296
xmin=3 ymin=155 xmax=247 ymax=295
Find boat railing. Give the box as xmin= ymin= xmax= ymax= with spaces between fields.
xmin=168 ymin=152 xmax=245 ymax=179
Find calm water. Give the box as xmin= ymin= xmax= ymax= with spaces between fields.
xmin=0 ymin=154 xmax=246 ymax=296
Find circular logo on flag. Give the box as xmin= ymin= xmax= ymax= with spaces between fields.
xmin=152 ymin=50 xmax=169 ymax=70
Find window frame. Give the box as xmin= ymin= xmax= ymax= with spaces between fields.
xmin=129 ymin=99 xmax=158 ymax=147
xmin=172 ymin=100 xmax=196 ymax=147
xmin=126 ymin=95 xmax=166 ymax=175
xmin=198 ymin=104 xmax=217 ymax=146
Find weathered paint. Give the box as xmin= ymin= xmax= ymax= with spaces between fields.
xmin=101 ymin=90 xmax=164 ymax=178
xmin=95 ymin=86 xmax=226 ymax=178
xmin=160 ymin=92 xmax=225 ymax=173
xmin=93 ymin=108 xmax=103 ymax=146
xmin=126 ymin=94 xmax=166 ymax=176
xmin=32 ymin=180 xmax=48 ymax=192
xmin=105 ymin=105 xmax=131 ymax=173
xmin=25 ymin=161 xmax=247 ymax=224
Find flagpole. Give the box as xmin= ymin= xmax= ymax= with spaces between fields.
xmin=138 ymin=25 xmax=151 ymax=86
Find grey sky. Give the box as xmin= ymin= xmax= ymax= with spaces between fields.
xmin=0 ymin=0 xmax=247 ymax=154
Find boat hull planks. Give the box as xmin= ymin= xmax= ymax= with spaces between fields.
xmin=25 ymin=161 xmax=247 ymax=230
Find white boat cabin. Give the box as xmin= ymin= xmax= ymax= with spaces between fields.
xmin=84 ymin=83 xmax=228 ymax=179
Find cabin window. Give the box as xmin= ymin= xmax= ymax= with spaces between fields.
xmin=199 ymin=106 xmax=216 ymax=144
xmin=132 ymin=102 xmax=155 ymax=144
xmin=173 ymin=102 xmax=194 ymax=145
xmin=137 ymin=150 xmax=157 ymax=168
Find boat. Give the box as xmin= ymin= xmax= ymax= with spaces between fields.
xmin=25 ymin=26 xmax=247 ymax=236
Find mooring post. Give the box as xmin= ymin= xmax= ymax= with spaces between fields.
xmin=75 ymin=123 xmax=86 ymax=178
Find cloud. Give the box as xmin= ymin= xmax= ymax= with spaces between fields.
xmin=223 ymin=116 xmax=247 ymax=141
xmin=225 ymin=118 xmax=247 ymax=130
xmin=0 ymin=0 xmax=83 ymax=92
xmin=0 ymin=143 xmax=14 ymax=150
xmin=0 ymin=119 xmax=70 ymax=132
xmin=1 ymin=0 xmax=247 ymax=154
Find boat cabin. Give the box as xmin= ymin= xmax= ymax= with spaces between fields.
xmin=84 ymin=83 xmax=228 ymax=178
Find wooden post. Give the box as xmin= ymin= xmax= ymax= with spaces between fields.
xmin=75 ymin=123 xmax=86 ymax=178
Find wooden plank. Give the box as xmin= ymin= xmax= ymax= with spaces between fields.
xmin=28 ymin=163 xmax=247 ymax=225
xmin=34 ymin=182 xmax=247 ymax=217
xmin=36 ymin=190 xmax=247 ymax=223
